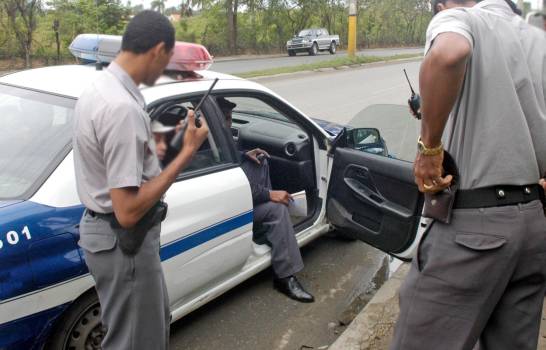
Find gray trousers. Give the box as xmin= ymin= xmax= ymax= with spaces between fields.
xmin=79 ymin=212 xmax=170 ymax=350
xmin=241 ymin=158 xmax=304 ymax=279
xmin=390 ymin=200 xmax=546 ymax=350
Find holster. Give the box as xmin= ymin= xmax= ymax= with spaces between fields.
xmin=422 ymin=151 xmax=459 ymax=224
xmin=110 ymin=201 xmax=168 ymax=255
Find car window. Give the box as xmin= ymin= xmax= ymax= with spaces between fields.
xmin=218 ymin=96 xmax=291 ymax=124
xmin=151 ymin=99 xmax=231 ymax=174
xmin=0 ymin=84 xmax=75 ymax=200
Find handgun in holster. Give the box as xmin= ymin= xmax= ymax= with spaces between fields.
xmin=110 ymin=201 xmax=168 ymax=255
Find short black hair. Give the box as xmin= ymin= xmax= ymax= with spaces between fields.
xmin=121 ymin=10 xmax=175 ymax=54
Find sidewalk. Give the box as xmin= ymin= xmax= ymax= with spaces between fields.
xmin=329 ymin=263 xmax=546 ymax=350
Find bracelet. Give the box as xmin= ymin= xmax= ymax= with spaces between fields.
xmin=417 ymin=136 xmax=443 ymax=156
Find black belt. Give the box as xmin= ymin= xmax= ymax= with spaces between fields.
xmin=454 ymin=184 xmax=544 ymax=209
xmin=86 ymin=209 xmax=114 ymax=218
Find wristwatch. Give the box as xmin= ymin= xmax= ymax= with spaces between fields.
xmin=417 ymin=136 xmax=443 ymax=156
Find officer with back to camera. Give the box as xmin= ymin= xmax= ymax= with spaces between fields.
xmin=390 ymin=0 xmax=546 ymax=349
xmin=73 ymin=11 xmax=208 ymax=350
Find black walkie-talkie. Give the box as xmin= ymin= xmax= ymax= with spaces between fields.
xmin=403 ymin=69 xmax=421 ymax=120
xmin=170 ymin=78 xmax=219 ymax=151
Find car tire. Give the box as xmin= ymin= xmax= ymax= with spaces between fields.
xmin=309 ymin=43 xmax=318 ymax=56
xmin=288 ymin=50 xmax=296 ymax=57
xmin=44 ymin=290 xmax=104 ymax=350
xmin=329 ymin=42 xmax=336 ymax=54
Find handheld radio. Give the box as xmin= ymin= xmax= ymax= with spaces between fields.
xmin=170 ymin=78 xmax=219 ymax=151
xmin=403 ymin=69 xmax=421 ymax=120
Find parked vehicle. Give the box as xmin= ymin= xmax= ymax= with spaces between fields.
xmin=286 ymin=28 xmax=340 ymax=56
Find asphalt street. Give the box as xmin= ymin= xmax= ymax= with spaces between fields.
xmin=169 ymin=59 xmax=422 ymax=349
xmin=211 ymin=47 xmax=423 ymax=75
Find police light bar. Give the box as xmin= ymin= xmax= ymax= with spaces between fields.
xmin=166 ymin=42 xmax=213 ymax=72
xmin=69 ymin=34 xmax=121 ymax=63
xmin=69 ymin=34 xmax=213 ymax=72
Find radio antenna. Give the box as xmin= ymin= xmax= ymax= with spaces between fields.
xmin=403 ymin=69 xmax=415 ymax=94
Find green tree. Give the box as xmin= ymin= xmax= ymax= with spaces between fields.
xmin=1 ymin=0 xmax=42 ymax=67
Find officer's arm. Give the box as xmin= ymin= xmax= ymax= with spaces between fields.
xmin=111 ymin=112 xmax=208 ymax=229
xmin=419 ymin=32 xmax=471 ymax=147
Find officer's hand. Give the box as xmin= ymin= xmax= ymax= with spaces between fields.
xmin=414 ymin=152 xmax=452 ymax=193
xmin=182 ymin=110 xmax=209 ymax=155
xmin=540 ymin=178 xmax=546 ymax=195
xmin=270 ymin=190 xmax=293 ymax=206
xmin=246 ymin=148 xmax=270 ymax=164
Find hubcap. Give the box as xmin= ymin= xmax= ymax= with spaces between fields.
xmin=65 ymin=304 xmax=104 ymax=350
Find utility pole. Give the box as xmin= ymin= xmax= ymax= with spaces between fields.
xmin=347 ymin=0 xmax=357 ymax=57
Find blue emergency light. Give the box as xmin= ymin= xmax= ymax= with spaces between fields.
xmin=69 ymin=34 xmax=213 ymax=72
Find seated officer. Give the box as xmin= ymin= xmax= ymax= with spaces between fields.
xmin=151 ymin=119 xmax=175 ymax=164
xmin=217 ymin=97 xmax=314 ymax=303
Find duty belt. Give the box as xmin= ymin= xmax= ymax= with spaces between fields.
xmin=453 ymin=184 xmax=544 ymax=209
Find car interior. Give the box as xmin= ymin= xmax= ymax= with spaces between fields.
xmin=148 ymin=92 xmax=322 ymax=237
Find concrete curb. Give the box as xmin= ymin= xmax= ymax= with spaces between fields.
xmin=328 ymin=263 xmax=410 ymax=350
xmin=248 ymin=56 xmax=423 ymax=82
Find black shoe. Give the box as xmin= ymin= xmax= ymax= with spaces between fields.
xmin=274 ymin=276 xmax=315 ymax=303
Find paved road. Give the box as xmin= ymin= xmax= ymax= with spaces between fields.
xmin=260 ymin=59 xmax=422 ymax=162
xmin=169 ymin=60 xmax=422 ymax=349
xmin=211 ymin=47 xmax=423 ymax=74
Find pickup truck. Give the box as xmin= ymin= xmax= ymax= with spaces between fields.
xmin=286 ymin=28 xmax=340 ymax=56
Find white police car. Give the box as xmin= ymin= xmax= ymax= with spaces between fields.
xmin=0 ymin=35 xmax=426 ymax=349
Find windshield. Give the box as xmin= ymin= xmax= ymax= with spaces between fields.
xmin=298 ymin=29 xmax=313 ymax=37
xmin=0 ymin=84 xmax=75 ymax=200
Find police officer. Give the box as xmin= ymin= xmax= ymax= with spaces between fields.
xmin=391 ymin=0 xmax=546 ymax=349
xmin=218 ymin=97 xmax=315 ymax=303
xmin=73 ymin=11 xmax=209 ymax=350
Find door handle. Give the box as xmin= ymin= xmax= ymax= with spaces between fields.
xmin=344 ymin=178 xmax=412 ymax=219
xmin=344 ymin=178 xmax=384 ymax=206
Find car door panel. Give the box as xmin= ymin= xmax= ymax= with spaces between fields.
xmin=327 ymin=147 xmax=423 ymax=254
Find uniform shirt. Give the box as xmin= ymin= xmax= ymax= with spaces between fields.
xmin=424 ymin=0 xmax=546 ymax=189
xmin=73 ymin=61 xmax=161 ymax=213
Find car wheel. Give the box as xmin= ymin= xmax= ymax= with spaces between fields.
xmin=44 ymin=291 xmax=104 ymax=350
xmin=288 ymin=50 xmax=296 ymax=57
xmin=309 ymin=43 xmax=318 ymax=56
xmin=329 ymin=42 xmax=336 ymax=54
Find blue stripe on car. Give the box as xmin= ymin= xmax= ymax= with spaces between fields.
xmin=0 ymin=303 xmax=70 ymax=350
xmin=160 ymin=210 xmax=253 ymax=261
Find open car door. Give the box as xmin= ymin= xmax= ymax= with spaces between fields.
xmin=326 ymin=105 xmax=424 ymax=257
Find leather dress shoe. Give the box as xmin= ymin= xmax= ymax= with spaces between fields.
xmin=274 ymin=276 xmax=315 ymax=303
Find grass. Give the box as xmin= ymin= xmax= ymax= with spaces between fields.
xmin=236 ymin=53 xmax=422 ymax=79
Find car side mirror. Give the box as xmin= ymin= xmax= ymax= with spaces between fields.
xmin=347 ymin=128 xmax=389 ymax=157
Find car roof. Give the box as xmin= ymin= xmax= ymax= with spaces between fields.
xmin=0 ymin=64 xmax=250 ymax=102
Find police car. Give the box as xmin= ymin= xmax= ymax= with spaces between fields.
xmin=0 ymin=35 xmax=426 ymax=349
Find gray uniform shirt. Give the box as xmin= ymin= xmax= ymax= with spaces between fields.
xmin=425 ymin=0 xmax=546 ymax=189
xmin=73 ymin=62 xmax=161 ymax=213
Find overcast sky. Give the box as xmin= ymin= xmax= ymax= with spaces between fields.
xmin=125 ymin=0 xmax=543 ymax=10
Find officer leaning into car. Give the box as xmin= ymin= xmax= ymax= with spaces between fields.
xmin=73 ymin=11 xmax=208 ymax=350
xmin=390 ymin=1 xmax=546 ymax=350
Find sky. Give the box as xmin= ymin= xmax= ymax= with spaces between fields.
xmin=124 ymin=0 xmax=543 ymax=11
